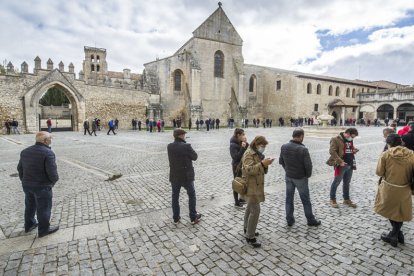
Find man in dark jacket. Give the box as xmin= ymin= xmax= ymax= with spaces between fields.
xmin=279 ymin=128 xmax=321 ymax=227
xmin=167 ymin=129 xmax=202 ymax=224
xmin=83 ymin=119 xmax=91 ymax=135
xmin=17 ymin=132 xmax=59 ymax=237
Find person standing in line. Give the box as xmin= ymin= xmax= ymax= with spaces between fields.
xmin=83 ymin=119 xmax=92 ymax=136
xmin=196 ymin=119 xmax=199 ymax=130
xmin=157 ymin=119 xmax=161 ymax=132
xmin=149 ymin=119 xmax=153 ymax=133
xmin=11 ymin=118 xmax=20 ymax=134
xmin=131 ymin=118 xmax=136 ymax=130
xmin=242 ymin=136 xmax=274 ymax=248
xmin=46 ymin=118 xmax=52 ymax=133
xmin=91 ymin=119 xmax=98 ymax=136
xmin=107 ymin=119 xmax=116 ymax=135
xmin=17 ymin=132 xmax=59 ymax=237
xmin=374 ymin=134 xmax=414 ymax=247
xmin=206 ymin=119 xmax=210 ymax=131
xmin=199 ymin=119 xmax=204 ymax=130
xmin=382 ymin=127 xmax=395 ymax=152
xmin=146 ymin=118 xmax=150 ymax=131
xmin=167 ymin=129 xmax=202 ymax=225
xmin=326 ymin=128 xmax=359 ymax=208
xmin=279 ymin=128 xmax=321 ymax=227
xmin=138 ymin=120 xmax=142 ymax=131
xmin=5 ymin=119 xmax=11 ymax=135
xmin=402 ymin=123 xmax=414 ymax=151
xmin=215 ymin=118 xmax=220 ymax=129
xmin=230 ymin=128 xmax=248 ymax=208
xmin=114 ymin=118 xmax=119 ymax=130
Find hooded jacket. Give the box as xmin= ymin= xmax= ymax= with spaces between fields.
xmin=374 ymin=146 xmax=414 ymax=222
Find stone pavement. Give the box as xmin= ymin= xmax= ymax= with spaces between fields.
xmin=0 ymin=127 xmax=413 ymax=275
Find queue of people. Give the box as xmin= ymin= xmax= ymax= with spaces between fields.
xmin=17 ymin=124 xmax=414 ymax=250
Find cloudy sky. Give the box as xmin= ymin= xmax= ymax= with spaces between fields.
xmin=1 ymin=0 xmax=414 ymax=84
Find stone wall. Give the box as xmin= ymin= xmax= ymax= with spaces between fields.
xmin=0 ymin=69 xmax=149 ymax=133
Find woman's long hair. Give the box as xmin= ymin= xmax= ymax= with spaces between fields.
xmin=250 ymin=136 xmax=268 ymax=150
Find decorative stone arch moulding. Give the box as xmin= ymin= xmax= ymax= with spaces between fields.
xmin=22 ymin=69 xmax=85 ymax=132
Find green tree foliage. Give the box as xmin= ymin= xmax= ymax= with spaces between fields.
xmin=0 ymin=65 xmax=5 ymax=75
xmin=39 ymin=87 xmax=70 ymax=106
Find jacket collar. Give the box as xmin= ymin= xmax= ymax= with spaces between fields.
xmin=35 ymin=142 xmax=51 ymax=148
xmin=174 ymin=138 xmax=186 ymax=143
xmin=289 ymin=140 xmax=304 ymax=146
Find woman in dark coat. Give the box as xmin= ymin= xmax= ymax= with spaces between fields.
xmin=230 ymin=128 xmax=248 ymax=207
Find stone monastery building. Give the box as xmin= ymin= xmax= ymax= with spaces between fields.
xmin=1 ymin=4 xmax=413 ymax=132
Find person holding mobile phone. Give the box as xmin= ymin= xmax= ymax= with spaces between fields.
xmin=279 ymin=128 xmax=321 ymax=227
xmin=242 ymin=136 xmax=273 ymax=248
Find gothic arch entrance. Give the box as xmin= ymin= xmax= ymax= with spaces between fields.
xmin=22 ymin=70 xmax=85 ymax=132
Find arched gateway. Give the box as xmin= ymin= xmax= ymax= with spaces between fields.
xmin=23 ymin=69 xmax=85 ymax=132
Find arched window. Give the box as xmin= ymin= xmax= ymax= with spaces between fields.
xmin=96 ymin=65 xmax=100 ymax=72
xmin=367 ymin=88 xmax=370 ymax=93
xmin=352 ymin=89 xmax=356 ymax=98
xmin=97 ymin=55 xmax=100 ymax=63
xmin=317 ymin=84 xmax=321 ymax=95
xmin=328 ymin=85 xmax=333 ymax=96
xmin=307 ymin=83 xmax=312 ymax=94
xmin=174 ymin=69 xmax=182 ymax=91
xmin=346 ymin=88 xmax=350 ymax=97
xmin=249 ymin=75 xmax=256 ymax=92
xmin=91 ymin=64 xmax=95 ymax=71
xmin=361 ymin=88 xmax=365 ymax=93
xmin=335 ymin=87 xmax=340 ymax=96
xmin=91 ymin=55 xmax=94 ymax=62
xmin=214 ymin=50 xmax=224 ymax=78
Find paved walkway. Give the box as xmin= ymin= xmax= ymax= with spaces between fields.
xmin=0 ymin=127 xmax=413 ymax=275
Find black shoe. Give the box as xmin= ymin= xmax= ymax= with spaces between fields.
xmin=287 ymin=219 xmax=295 ymax=227
xmin=191 ymin=213 xmax=202 ymax=225
xmin=246 ymin=237 xmax=261 ymax=248
xmin=38 ymin=226 xmax=59 ymax=238
xmin=25 ymin=222 xmax=38 ymax=233
xmin=235 ymin=202 xmax=244 ymax=208
xmin=239 ymin=199 xmax=247 ymax=205
xmin=398 ymin=231 xmax=405 ymax=244
xmin=173 ymin=216 xmax=181 ymax=224
xmin=244 ymin=229 xmax=259 ymax=236
xmin=307 ymin=220 xmax=321 ymax=227
xmin=381 ymin=232 xmax=398 ymax=247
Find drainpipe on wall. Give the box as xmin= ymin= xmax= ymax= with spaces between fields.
xmin=20 ymin=96 xmax=27 ymax=133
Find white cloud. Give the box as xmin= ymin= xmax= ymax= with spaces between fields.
xmin=1 ymin=0 xmax=414 ymax=84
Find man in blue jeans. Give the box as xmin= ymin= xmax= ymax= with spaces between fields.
xmin=17 ymin=131 xmax=60 ymax=237
xmin=326 ymin=128 xmax=359 ymax=208
xmin=279 ymin=128 xmax=321 ymax=227
xmin=167 ymin=129 xmax=202 ymax=224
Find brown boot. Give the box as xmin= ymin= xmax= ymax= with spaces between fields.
xmin=343 ymin=199 xmax=357 ymax=208
xmin=330 ymin=200 xmax=339 ymax=208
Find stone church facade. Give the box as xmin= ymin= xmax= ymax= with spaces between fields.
xmin=144 ymin=5 xmax=411 ymax=125
xmin=1 ymin=4 xmax=413 ymax=133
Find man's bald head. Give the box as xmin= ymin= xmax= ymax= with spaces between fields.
xmin=35 ymin=131 xmax=52 ymax=145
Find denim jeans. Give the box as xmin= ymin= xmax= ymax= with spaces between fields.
xmin=330 ymin=165 xmax=353 ymax=200
xmin=171 ymin=181 xmax=197 ymax=221
xmin=23 ymin=185 xmax=53 ymax=234
xmin=47 ymin=126 xmax=51 ymax=133
xmin=285 ymin=177 xmax=315 ymax=223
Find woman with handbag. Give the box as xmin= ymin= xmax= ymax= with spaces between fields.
xmin=242 ymin=136 xmax=274 ymax=248
xmin=374 ymin=134 xmax=414 ymax=247
xmin=230 ymin=128 xmax=248 ymax=208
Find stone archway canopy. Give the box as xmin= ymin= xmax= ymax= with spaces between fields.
xmin=22 ymin=69 xmax=85 ymax=132
xmin=328 ymin=99 xmax=358 ymax=108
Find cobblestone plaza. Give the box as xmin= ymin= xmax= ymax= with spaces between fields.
xmin=0 ymin=127 xmax=413 ymax=275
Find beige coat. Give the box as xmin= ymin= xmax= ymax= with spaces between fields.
xmin=374 ymin=146 xmax=414 ymax=222
xmin=241 ymin=148 xmax=268 ymax=204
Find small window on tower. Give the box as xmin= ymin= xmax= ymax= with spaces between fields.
xmin=97 ymin=55 xmax=100 ymax=63
xmin=91 ymin=64 xmax=95 ymax=71
xmin=91 ymin=55 xmax=94 ymax=62
xmin=276 ymin=80 xmax=281 ymax=91
xmin=314 ymin=104 xmax=319 ymax=111
xmin=97 ymin=65 xmax=100 ymax=72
